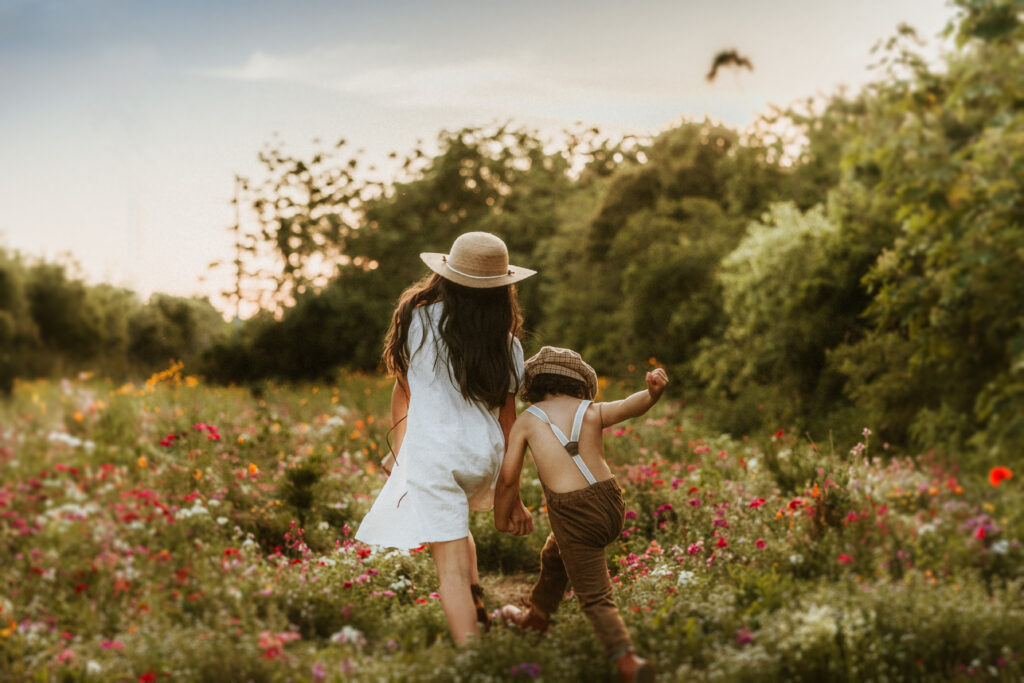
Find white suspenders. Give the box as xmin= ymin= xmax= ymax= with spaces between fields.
xmin=524 ymin=400 xmax=598 ymax=485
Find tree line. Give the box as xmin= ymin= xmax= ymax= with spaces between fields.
xmin=3 ymin=0 xmax=1020 ymax=466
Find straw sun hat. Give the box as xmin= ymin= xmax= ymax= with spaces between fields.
xmin=420 ymin=232 xmax=536 ymax=288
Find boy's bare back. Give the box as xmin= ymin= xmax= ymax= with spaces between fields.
xmin=505 ymin=368 xmax=669 ymax=495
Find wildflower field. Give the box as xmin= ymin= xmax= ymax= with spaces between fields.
xmin=2 ymin=366 xmax=1023 ymax=682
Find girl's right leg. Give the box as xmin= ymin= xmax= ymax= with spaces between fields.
xmin=430 ymin=536 xmax=478 ymax=645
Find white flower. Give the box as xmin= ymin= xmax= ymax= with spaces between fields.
xmin=86 ymin=661 xmax=102 ymax=674
xmin=318 ymin=521 xmax=329 ymax=531
xmin=677 ymin=570 xmax=697 ymax=586
xmin=178 ymin=503 xmax=209 ymax=519
xmin=992 ymin=540 xmax=1010 ymax=555
xmin=331 ymin=625 xmax=366 ymax=648
xmin=216 ymin=516 xmax=228 ymax=525
xmin=789 ymin=554 xmax=804 ymax=565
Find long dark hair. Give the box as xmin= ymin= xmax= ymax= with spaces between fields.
xmin=383 ymin=273 xmax=523 ymax=409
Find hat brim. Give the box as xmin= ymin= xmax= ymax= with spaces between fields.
xmin=420 ymin=253 xmax=536 ymax=289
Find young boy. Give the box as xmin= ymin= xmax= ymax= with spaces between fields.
xmin=493 ymin=346 xmax=668 ymax=683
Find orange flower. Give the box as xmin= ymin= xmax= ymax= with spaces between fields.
xmin=248 ymin=463 xmax=260 ymax=475
xmin=989 ymin=466 xmax=1013 ymax=487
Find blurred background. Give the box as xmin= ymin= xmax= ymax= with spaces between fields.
xmin=1 ymin=0 xmax=1022 ymax=465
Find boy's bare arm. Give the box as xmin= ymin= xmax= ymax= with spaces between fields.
xmin=494 ymin=422 xmax=533 ymax=535
xmin=598 ymin=368 xmax=669 ymax=428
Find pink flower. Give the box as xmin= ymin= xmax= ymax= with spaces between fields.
xmin=755 ymin=539 xmax=766 ymax=549
xmin=624 ymin=510 xmax=637 ymax=520
xmin=100 ymin=640 xmax=125 ymax=650
xmin=837 ymin=554 xmax=854 ymax=564
xmin=687 ymin=543 xmax=703 ymax=555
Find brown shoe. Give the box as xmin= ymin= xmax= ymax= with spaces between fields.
xmin=497 ymin=604 xmax=550 ymax=633
xmin=616 ymin=650 xmax=656 ymax=683
xmin=470 ymin=583 xmax=490 ymax=631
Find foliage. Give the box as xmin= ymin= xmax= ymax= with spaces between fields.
xmin=832 ymin=0 xmax=1024 ymax=459
xmin=0 ymin=247 xmax=229 ymax=384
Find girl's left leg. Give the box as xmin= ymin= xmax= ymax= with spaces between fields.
xmin=466 ymin=533 xmax=490 ymax=626
xmin=430 ymin=536 xmax=479 ymax=645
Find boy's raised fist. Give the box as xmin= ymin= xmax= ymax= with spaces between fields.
xmin=646 ymin=368 xmax=669 ymax=400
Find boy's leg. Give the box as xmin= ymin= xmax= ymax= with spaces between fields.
xmin=557 ymin=538 xmax=633 ymax=659
xmin=546 ymin=483 xmax=632 ymax=660
xmin=430 ymin=537 xmax=479 ymax=645
xmin=527 ymin=532 xmax=569 ymax=618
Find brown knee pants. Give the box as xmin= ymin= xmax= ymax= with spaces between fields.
xmin=528 ymin=477 xmax=631 ymax=659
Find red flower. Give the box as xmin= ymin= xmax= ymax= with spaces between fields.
xmin=755 ymin=539 xmax=766 ymax=549
xmin=837 ymin=554 xmax=854 ymax=564
xmin=716 ymin=537 xmax=728 ymax=548
xmin=748 ymin=498 xmax=766 ymax=509
xmin=139 ymin=673 xmax=156 ymax=683
xmin=787 ymin=499 xmax=803 ymax=510
xmin=989 ymin=467 xmax=1013 ymax=487
xmin=974 ymin=526 xmax=986 ymax=540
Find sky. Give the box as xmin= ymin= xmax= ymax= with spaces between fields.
xmin=0 ymin=0 xmax=955 ymax=316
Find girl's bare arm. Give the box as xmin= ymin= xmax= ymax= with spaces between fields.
xmin=498 ymin=392 xmax=516 ymax=446
xmin=382 ymin=374 xmax=410 ymax=475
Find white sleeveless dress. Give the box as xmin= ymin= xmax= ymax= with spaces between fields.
xmin=355 ymin=302 xmax=524 ymax=549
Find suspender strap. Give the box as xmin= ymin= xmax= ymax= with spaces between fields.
xmin=569 ymin=400 xmax=591 ymax=442
xmin=524 ymin=405 xmax=569 ymax=444
xmin=525 ymin=401 xmax=598 ymax=485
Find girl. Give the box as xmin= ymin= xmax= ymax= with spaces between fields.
xmin=355 ymin=231 xmax=536 ymax=645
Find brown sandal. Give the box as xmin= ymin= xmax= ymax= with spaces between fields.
xmin=470 ymin=583 xmax=490 ymax=631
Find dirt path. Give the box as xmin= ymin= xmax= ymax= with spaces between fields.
xmin=480 ymin=572 xmax=535 ymax=610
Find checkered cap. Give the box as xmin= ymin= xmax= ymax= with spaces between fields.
xmin=523 ymin=346 xmax=599 ymax=399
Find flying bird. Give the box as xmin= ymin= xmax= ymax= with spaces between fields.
xmin=706 ymin=49 xmax=754 ymax=82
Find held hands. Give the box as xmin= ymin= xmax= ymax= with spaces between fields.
xmin=646 ymin=367 xmax=669 ymax=402
xmin=504 ymin=501 xmax=534 ymax=536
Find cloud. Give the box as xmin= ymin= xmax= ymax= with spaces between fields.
xmin=196 ymin=45 xmax=701 ymax=115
